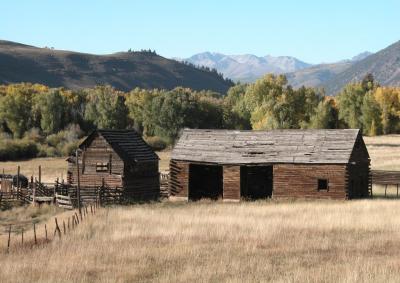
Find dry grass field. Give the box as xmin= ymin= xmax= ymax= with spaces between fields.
xmin=2 ymin=201 xmax=400 ymax=282
xmin=1 ymin=136 xmax=400 ymax=282
xmin=0 ymin=150 xmax=171 ymax=182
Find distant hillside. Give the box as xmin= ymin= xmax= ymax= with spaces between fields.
xmin=0 ymin=40 xmax=233 ymax=93
xmin=286 ymin=52 xmax=372 ymax=90
xmin=178 ymin=52 xmax=311 ymax=82
xmin=286 ymin=62 xmax=352 ymax=89
xmin=321 ymin=41 xmax=400 ymax=95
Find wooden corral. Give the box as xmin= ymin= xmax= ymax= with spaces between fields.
xmin=67 ymin=129 xmax=160 ymax=201
xmin=170 ymin=129 xmax=371 ymax=201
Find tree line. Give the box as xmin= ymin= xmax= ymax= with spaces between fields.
xmin=0 ymin=73 xmax=399 ymax=160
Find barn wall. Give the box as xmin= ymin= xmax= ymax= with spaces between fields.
xmin=223 ymin=165 xmax=240 ymax=201
xmin=169 ymin=160 xmax=189 ymax=199
xmin=347 ymin=135 xmax=371 ymax=198
xmin=124 ymin=161 xmax=159 ymax=200
xmin=68 ymin=135 xmax=160 ymax=200
xmin=68 ymin=135 xmax=124 ymax=188
xmin=273 ymin=164 xmax=347 ymax=199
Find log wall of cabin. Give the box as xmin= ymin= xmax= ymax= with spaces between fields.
xmin=68 ymin=135 xmax=124 ymax=188
xmin=169 ymin=160 xmax=189 ymax=198
xmin=347 ymin=135 xmax=371 ymax=198
xmin=273 ymin=164 xmax=348 ymax=199
xmin=123 ymin=161 xmax=160 ymax=200
xmin=223 ymin=165 xmax=241 ymax=201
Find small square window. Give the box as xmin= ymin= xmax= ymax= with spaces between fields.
xmin=96 ymin=162 xmax=109 ymax=172
xmin=318 ymin=179 xmax=329 ymax=191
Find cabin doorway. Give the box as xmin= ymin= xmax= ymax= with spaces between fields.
xmin=241 ymin=166 xmax=273 ymax=199
xmin=189 ymin=164 xmax=223 ymax=200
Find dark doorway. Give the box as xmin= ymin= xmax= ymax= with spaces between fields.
xmin=189 ymin=164 xmax=223 ymax=200
xmin=241 ymin=166 xmax=273 ymax=199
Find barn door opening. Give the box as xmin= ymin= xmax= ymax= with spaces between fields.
xmin=189 ymin=164 xmax=223 ymax=201
xmin=241 ymin=166 xmax=273 ymax=199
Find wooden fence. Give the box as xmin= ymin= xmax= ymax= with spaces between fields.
xmin=371 ymin=170 xmax=400 ymax=198
xmin=160 ymin=172 xmax=170 ymax=198
xmin=2 ymin=201 xmax=101 ymax=253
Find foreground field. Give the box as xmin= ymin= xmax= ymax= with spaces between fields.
xmin=1 ymin=200 xmax=400 ymax=282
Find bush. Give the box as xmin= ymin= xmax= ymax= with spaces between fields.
xmin=61 ymin=140 xmax=80 ymax=156
xmin=0 ymin=140 xmax=39 ymax=161
xmin=144 ymin=136 xmax=167 ymax=151
xmin=24 ymin=128 xmax=44 ymax=143
xmin=37 ymin=144 xmax=58 ymax=157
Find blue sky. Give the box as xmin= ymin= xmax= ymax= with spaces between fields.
xmin=1 ymin=0 xmax=399 ymax=64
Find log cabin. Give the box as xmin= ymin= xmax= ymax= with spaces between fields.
xmin=67 ymin=129 xmax=159 ymax=200
xmin=170 ymin=129 xmax=371 ymax=201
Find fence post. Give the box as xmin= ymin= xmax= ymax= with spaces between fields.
xmin=21 ymin=228 xmax=24 ymax=245
xmin=76 ymin=150 xmax=82 ymax=216
xmin=1 ymin=168 xmax=4 ymax=191
xmin=34 ymin=223 xmax=37 ymax=245
xmin=7 ymin=224 xmax=11 ymax=253
xmin=54 ymin=178 xmax=59 ymax=204
xmin=32 ymin=177 xmax=36 ymax=207
xmin=54 ymin=218 xmax=61 ymax=239
xmin=45 ymin=224 xmax=47 ymax=241
xmin=38 ymin=165 xmax=41 ymax=185
xmin=17 ymin=166 xmax=20 ymax=190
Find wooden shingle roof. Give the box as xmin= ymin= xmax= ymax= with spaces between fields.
xmin=172 ymin=129 xmax=362 ymax=164
xmin=81 ymin=129 xmax=158 ymax=163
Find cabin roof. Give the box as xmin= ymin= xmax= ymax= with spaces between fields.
xmin=171 ymin=129 xmax=362 ymax=164
xmin=80 ymin=129 xmax=158 ymax=163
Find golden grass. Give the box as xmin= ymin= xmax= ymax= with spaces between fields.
xmin=1 ymin=201 xmax=400 ymax=282
xmin=0 ymin=151 xmax=171 ymax=183
xmin=0 ymin=204 xmax=76 ymax=249
xmin=0 ymin=157 xmax=67 ymax=183
xmin=1 ymin=136 xmax=400 ymax=282
xmin=364 ymin=134 xmax=400 ymax=170
xmin=156 ymin=150 xmax=171 ymax=172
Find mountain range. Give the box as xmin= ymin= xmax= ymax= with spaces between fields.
xmin=0 ymin=40 xmax=233 ymax=93
xmin=180 ymin=46 xmax=400 ymax=95
xmin=1 ymin=39 xmax=399 ymax=96
xmin=176 ymin=52 xmax=312 ymax=82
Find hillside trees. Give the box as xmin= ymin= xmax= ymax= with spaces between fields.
xmin=306 ymin=98 xmax=339 ymax=129
xmin=0 ymin=83 xmax=47 ymax=138
xmin=84 ymin=86 xmax=129 ymax=129
xmin=241 ymin=74 xmax=322 ymax=130
xmin=33 ymin=89 xmax=69 ymax=134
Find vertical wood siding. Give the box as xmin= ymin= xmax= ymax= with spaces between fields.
xmin=223 ymin=165 xmax=241 ymax=200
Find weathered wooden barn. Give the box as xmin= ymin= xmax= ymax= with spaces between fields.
xmin=170 ymin=129 xmax=371 ymax=201
xmin=67 ymin=129 xmax=159 ymax=200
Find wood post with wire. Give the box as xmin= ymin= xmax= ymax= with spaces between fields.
xmin=7 ymin=224 xmax=11 ymax=253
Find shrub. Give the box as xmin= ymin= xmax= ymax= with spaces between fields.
xmin=23 ymin=128 xmax=44 ymax=143
xmin=61 ymin=140 xmax=80 ymax=156
xmin=144 ymin=136 xmax=167 ymax=151
xmin=0 ymin=140 xmax=39 ymax=161
xmin=37 ymin=144 xmax=58 ymax=157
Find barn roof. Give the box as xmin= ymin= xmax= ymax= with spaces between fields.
xmin=171 ymin=129 xmax=362 ymax=164
xmin=80 ymin=129 xmax=158 ymax=163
